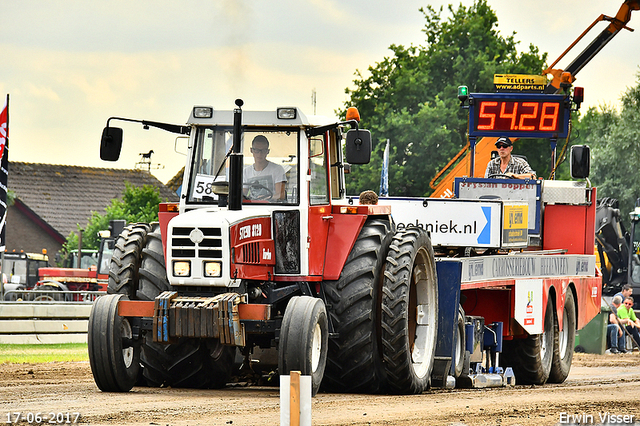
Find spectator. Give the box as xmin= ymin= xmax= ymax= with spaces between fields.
xmin=613 ymin=284 xmax=633 ymax=305
xmin=359 ymin=190 xmax=379 ymax=205
xmin=617 ymin=296 xmax=640 ymax=349
xmin=608 ymin=295 xmax=626 ymax=354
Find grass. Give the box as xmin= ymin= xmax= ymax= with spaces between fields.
xmin=0 ymin=343 xmax=89 ymax=364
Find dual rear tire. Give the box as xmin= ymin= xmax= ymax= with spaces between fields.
xmin=323 ymin=220 xmax=438 ymax=394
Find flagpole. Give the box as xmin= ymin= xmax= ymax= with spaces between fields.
xmin=0 ymin=94 xmax=8 ymax=299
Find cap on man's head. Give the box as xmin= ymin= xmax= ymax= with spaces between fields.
xmin=495 ymin=137 xmax=512 ymax=147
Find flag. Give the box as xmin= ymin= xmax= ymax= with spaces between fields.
xmin=0 ymin=95 xmax=8 ymax=252
xmin=379 ymin=139 xmax=389 ymax=197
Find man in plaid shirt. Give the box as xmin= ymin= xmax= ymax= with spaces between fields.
xmin=484 ymin=137 xmax=536 ymax=179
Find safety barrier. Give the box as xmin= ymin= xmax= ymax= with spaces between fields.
xmin=0 ymin=301 xmax=93 ymax=344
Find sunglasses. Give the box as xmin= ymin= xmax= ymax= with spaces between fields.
xmin=496 ymin=143 xmax=510 ymax=149
xmin=624 ymin=303 xmax=634 ymax=306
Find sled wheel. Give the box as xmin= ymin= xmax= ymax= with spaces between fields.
xmin=88 ymin=294 xmax=140 ymax=392
xmin=381 ymin=228 xmax=438 ymax=394
xmin=278 ymin=296 xmax=328 ymax=396
xmin=502 ymin=295 xmax=555 ymax=385
xmin=323 ymin=218 xmax=393 ymax=393
xmin=549 ymin=290 xmax=576 ymax=383
xmin=454 ymin=304 xmax=466 ymax=378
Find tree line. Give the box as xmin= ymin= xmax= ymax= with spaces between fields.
xmin=342 ymin=0 xmax=640 ymax=225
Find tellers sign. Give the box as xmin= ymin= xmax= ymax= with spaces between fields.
xmin=469 ymin=93 xmax=570 ymax=138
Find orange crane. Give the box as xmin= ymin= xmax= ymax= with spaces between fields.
xmin=430 ymin=0 xmax=640 ymax=198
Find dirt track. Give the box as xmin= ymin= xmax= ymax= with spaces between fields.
xmin=1 ymin=353 xmax=640 ymax=426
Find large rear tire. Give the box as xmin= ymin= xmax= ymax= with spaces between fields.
xmin=549 ymin=290 xmax=576 ymax=383
xmin=381 ymin=228 xmax=438 ymax=394
xmin=278 ymin=296 xmax=328 ymax=396
xmin=88 ymin=294 xmax=140 ymax=392
xmin=322 ymin=218 xmax=393 ymax=393
xmin=137 ymin=224 xmax=235 ymax=389
xmin=502 ymin=296 xmax=555 ymax=385
xmin=108 ymin=223 xmax=152 ymax=297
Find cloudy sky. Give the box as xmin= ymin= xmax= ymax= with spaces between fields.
xmin=1 ymin=0 xmax=638 ymax=184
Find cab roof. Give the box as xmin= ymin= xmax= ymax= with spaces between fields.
xmin=187 ymin=106 xmax=334 ymax=128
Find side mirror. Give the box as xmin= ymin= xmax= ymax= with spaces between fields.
xmin=570 ymin=144 xmax=590 ymax=179
xmin=345 ymin=129 xmax=372 ymax=164
xmin=100 ymin=127 xmax=123 ymax=161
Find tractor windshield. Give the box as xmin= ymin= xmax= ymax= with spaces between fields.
xmin=187 ymin=127 xmax=299 ymax=205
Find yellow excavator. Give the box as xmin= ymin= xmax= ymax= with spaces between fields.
xmin=430 ymin=0 xmax=640 ymax=198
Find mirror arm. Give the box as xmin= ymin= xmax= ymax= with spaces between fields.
xmin=305 ymin=119 xmax=360 ymax=138
xmin=106 ymin=117 xmax=190 ymax=135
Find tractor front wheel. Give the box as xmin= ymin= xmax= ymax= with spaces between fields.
xmin=88 ymin=294 xmax=140 ymax=392
xmin=278 ymin=296 xmax=328 ymax=396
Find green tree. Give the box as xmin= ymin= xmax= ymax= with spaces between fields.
xmin=62 ymin=182 xmax=164 ymax=253
xmin=342 ymin=0 xmax=547 ymax=196
xmin=574 ymin=73 xmax=640 ymax=223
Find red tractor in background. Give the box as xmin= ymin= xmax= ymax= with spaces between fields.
xmin=31 ymin=220 xmax=124 ymax=301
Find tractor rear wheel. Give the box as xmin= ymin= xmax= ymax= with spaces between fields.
xmin=380 ymin=228 xmax=438 ymax=394
xmin=108 ymin=223 xmax=152 ymax=297
xmin=278 ymin=296 xmax=328 ymax=396
xmin=548 ymin=290 xmax=576 ymax=383
xmin=137 ymin=223 xmax=235 ymax=389
xmin=502 ymin=296 xmax=555 ymax=385
xmin=88 ymin=294 xmax=140 ymax=392
xmin=31 ymin=283 xmax=70 ymax=302
xmin=322 ymin=218 xmax=393 ymax=393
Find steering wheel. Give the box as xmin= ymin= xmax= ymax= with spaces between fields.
xmin=487 ymin=173 xmax=513 ymax=179
xmin=244 ymin=182 xmax=273 ymax=201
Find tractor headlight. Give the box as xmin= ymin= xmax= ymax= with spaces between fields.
xmin=173 ymin=260 xmax=191 ymax=277
xmin=203 ymin=261 xmax=222 ymax=277
xmin=193 ymin=106 xmax=213 ymax=118
xmin=277 ymin=107 xmax=297 ymax=119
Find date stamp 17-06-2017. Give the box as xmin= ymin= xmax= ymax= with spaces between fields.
xmin=4 ymin=412 xmax=81 ymax=424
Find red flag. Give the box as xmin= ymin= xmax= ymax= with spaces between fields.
xmin=0 ymin=100 xmax=6 ymax=160
xmin=0 ymin=95 xmax=7 ymax=252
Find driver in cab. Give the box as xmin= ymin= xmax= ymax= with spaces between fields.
xmin=244 ymin=135 xmax=287 ymax=201
xmin=484 ymin=137 xmax=536 ymax=180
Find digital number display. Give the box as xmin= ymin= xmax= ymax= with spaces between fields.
xmin=469 ymin=93 xmax=569 ymax=138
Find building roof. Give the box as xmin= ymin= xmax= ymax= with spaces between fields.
xmin=8 ymin=162 xmax=179 ymax=239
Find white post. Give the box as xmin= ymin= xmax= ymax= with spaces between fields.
xmin=280 ymin=371 xmax=312 ymax=426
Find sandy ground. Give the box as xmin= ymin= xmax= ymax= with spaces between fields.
xmin=1 ymin=353 xmax=640 ymax=426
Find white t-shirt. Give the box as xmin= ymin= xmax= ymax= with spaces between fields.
xmin=243 ymin=161 xmax=286 ymax=198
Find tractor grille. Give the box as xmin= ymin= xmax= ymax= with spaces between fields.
xmin=241 ymin=242 xmax=260 ymax=264
xmin=171 ymin=227 xmax=223 ymax=259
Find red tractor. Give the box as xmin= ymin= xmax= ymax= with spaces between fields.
xmin=90 ymin=101 xmax=440 ymax=395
